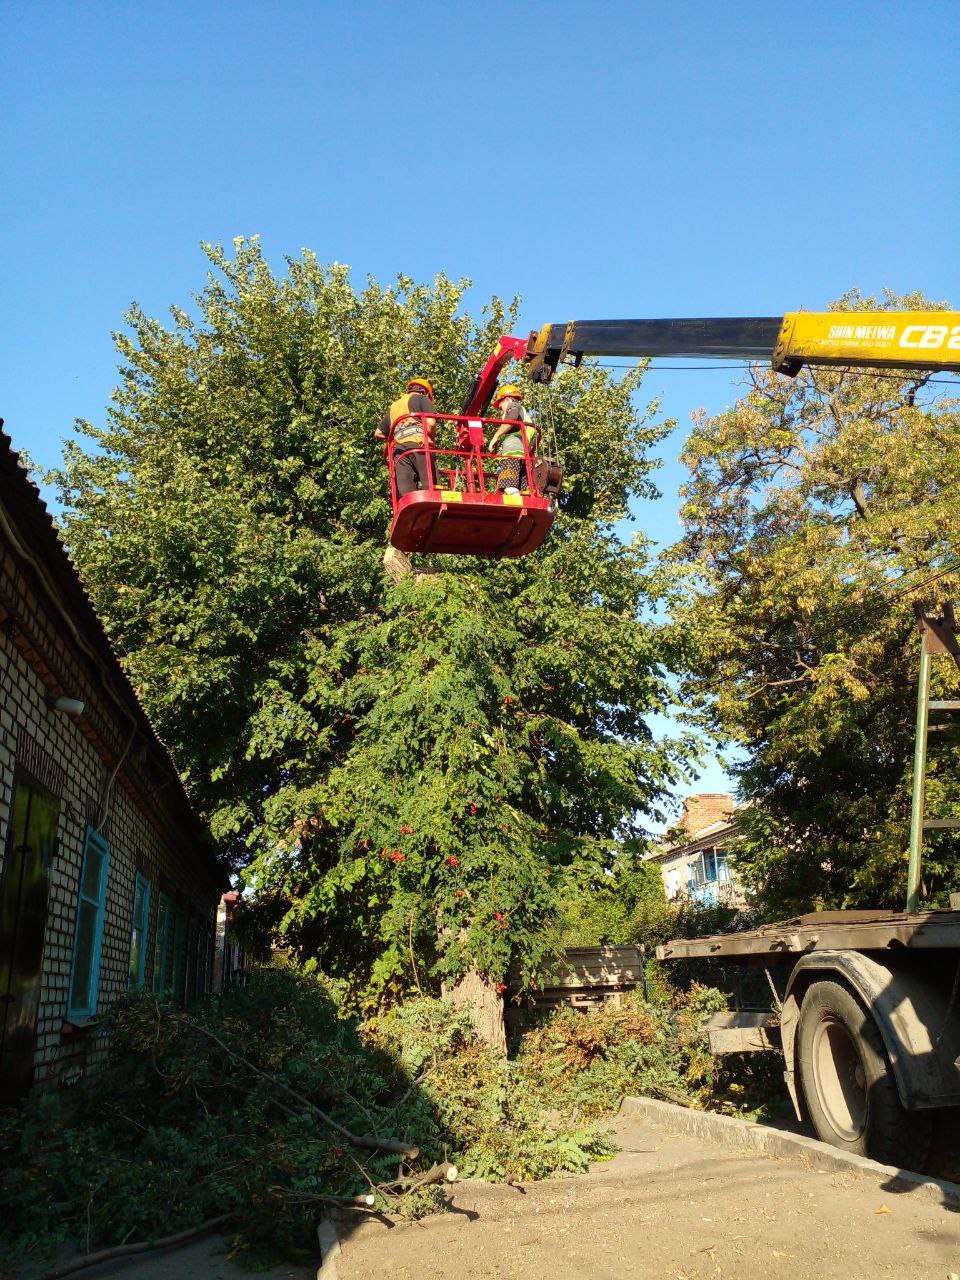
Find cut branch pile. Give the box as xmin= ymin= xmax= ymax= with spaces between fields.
xmin=0 ymin=968 xmax=730 ymax=1269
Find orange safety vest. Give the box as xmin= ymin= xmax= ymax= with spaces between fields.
xmin=389 ymin=393 xmax=435 ymax=447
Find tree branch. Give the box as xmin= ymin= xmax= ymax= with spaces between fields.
xmin=849 ymin=477 xmax=869 ymax=520
xmin=174 ymin=1013 xmax=419 ymax=1158
xmin=40 ymin=1214 xmax=234 ymax=1280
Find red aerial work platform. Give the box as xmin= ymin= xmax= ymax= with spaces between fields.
xmin=387 ymin=412 xmax=556 ymax=559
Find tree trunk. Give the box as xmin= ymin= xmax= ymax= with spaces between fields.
xmin=443 ymin=968 xmax=507 ymax=1054
xmin=382 ymin=544 xmax=412 ymax=583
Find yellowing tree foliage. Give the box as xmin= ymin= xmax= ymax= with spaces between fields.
xmin=671 ymin=290 xmax=960 ymax=915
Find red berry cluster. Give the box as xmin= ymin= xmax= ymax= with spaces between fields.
xmin=445 ymin=855 xmax=459 ymax=867
xmin=379 ymin=823 xmax=415 ymax=866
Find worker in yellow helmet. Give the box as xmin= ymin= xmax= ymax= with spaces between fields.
xmin=487 ymin=384 xmax=541 ymax=495
xmin=375 ymin=377 xmax=440 ymax=497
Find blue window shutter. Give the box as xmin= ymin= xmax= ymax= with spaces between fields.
xmin=67 ymin=828 xmax=111 ymax=1021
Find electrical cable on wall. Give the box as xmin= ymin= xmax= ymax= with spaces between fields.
xmin=95 ymin=724 xmax=137 ymax=834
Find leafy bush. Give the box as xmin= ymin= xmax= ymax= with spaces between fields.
xmin=515 ymin=983 xmax=728 ymax=1116
xmin=370 ymin=997 xmax=616 ymax=1182
xmin=0 ymin=968 xmax=729 ymax=1268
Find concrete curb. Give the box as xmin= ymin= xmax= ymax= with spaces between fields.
xmin=316 ymin=1215 xmax=342 ymax=1280
xmin=621 ymin=1095 xmax=960 ymax=1208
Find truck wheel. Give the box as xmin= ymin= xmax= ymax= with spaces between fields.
xmin=797 ymin=980 xmax=931 ymax=1169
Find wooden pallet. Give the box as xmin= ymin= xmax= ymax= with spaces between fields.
xmin=506 ymin=946 xmax=643 ymax=1024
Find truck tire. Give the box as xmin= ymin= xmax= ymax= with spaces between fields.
xmin=797 ymin=979 xmax=931 ymax=1170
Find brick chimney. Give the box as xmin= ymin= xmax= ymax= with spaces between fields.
xmin=680 ymin=793 xmax=733 ymax=838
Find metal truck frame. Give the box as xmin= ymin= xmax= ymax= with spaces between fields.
xmin=657 ymin=608 xmax=960 ymax=1176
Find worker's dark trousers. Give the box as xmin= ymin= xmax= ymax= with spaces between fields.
xmin=395 ymin=448 xmax=435 ymax=498
xmin=496 ymin=457 xmax=526 ymax=491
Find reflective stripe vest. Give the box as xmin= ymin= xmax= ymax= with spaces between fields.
xmin=501 ymin=420 xmax=538 ymax=457
xmin=389 ymin=393 xmax=434 ymax=446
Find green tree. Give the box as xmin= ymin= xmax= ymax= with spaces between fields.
xmin=56 ymin=239 xmax=690 ymax=1046
xmin=670 ymin=290 xmax=960 ymax=916
xmin=550 ymin=844 xmax=665 ymax=947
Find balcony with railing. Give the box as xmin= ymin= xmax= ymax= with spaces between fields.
xmin=687 ymin=848 xmax=743 ymax=907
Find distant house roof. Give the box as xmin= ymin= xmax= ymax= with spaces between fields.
xmin=664 ymin=819 xmax=737 ymax=859
xmin=0 ymin=420 xmax=225 ymax=884
xmin=646 ymin=791 xmax=737 ymax=864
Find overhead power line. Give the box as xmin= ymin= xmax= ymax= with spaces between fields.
xmin=887 ymin=562 xmax=960 ymax=603
xmin=593 ymin=360 xmax=960 ymax=386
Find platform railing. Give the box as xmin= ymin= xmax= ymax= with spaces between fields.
xmin=386 ymin=413 xmax=543 ymax=509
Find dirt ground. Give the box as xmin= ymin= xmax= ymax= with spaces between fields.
xmin=65 ymin=1110 xmax=960 ymax=1280
xmin=334 ymin=1111 xmax=960 ymax=1280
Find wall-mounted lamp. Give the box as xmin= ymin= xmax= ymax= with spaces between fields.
xmin=47 ymin=694 xmax=86 ymax=717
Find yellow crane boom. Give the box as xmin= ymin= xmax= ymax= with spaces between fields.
xmin=522 ymin=311 xmax=960 ymax=382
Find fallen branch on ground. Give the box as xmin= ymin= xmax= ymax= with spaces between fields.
xmin=378 ymin=1161 xmax=459 ymax=1195
xmin=269 ymin=1187 xmax=378 ymax=1209
xmin=175 ymin=1012 xmax=419 ymax=1158
xmin=39 ymin=1213 xmax=234 ymax=1280
xmin=270 ymin=1161 xmax=457 ymax=1213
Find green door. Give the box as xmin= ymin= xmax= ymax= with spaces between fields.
xmin=0 ymin=768 xmax=61 ymax=1103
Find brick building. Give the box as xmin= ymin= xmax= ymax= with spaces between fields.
xmin=647 ymin=793 xmax=746 ymax=907
xmin=0 ymin=425 xmax=227 ymax=1103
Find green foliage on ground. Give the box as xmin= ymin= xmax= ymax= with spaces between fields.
xmin=0 ymin=968 xmax=732 ymax=1268
xmin=668 ymin=289 xmax=960 ymax=915
xmin=52 ymin=239 xmax=694 ymax=1006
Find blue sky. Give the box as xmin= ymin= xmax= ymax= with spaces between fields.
xmin=3 ymin=0 xmax=958 ymax=809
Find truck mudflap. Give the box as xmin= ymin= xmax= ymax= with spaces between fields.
xmin=779 ymin=949 xmax=960 ymax=1118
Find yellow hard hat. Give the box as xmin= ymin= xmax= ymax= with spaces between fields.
xmin=493 ymin=383 xmax=523 ymax=406
xmin=407 ymin=377 xmax=434 ymax=399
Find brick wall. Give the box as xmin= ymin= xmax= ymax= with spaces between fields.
xmin=0 ymin=492 xmax=223 ymax=1093
xmin=679 ymin=792 xmax=733 ymax=838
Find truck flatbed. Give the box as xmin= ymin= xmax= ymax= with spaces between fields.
xmin=656 ymin=908 xmax=960 ymax=962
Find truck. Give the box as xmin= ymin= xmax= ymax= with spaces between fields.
xmin=513 ymin=311 xmax=960 ymax=1176
xmin=657 ymin=900 xmax=960 ymax=1177
xmin=655 ymin=603 xmax=960 ymax=1178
